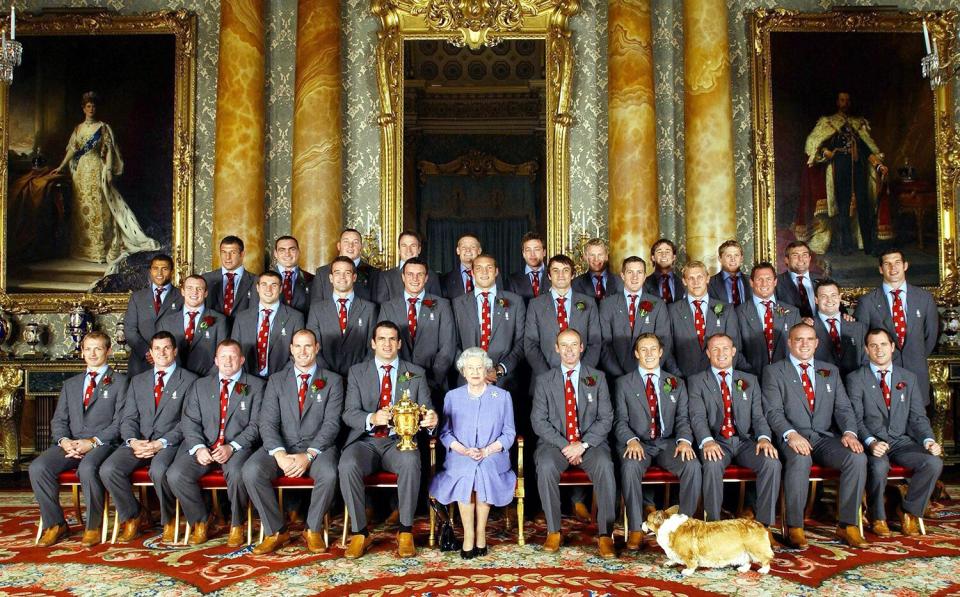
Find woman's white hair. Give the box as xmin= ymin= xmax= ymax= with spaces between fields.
xmin=456 ymin=347 xmax=494 ymax=373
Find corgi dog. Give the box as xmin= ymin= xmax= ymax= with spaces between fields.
xmin=641 ymin=505 xmax=773 ymax=576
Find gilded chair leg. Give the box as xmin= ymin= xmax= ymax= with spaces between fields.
xmin=738 ymin=481 xmax=747 ymax=514
xmin=804 ymin=481 xmax=818 ymax=519
xmin=779 ymin=488 xmax=787 ymax=537
xmin=183 ymin=521 xmax=191 ymax=546
xmin=35 ymin=519 xmax=43 ymax=545
xmin=919 ymin=517 xmax=927 ymax=535
xmin=110 ymin=508 xmax=120 ymax=544
xmin=857 ymin=501 xmax=864 ymax=537
xmin=173 ymin=499 xmax=180 ymax=544
xmin=323 ymin=513 xmax=330 ymax=548
xmin=623 ymin=501 xmax=629 ymax=538
xmin=211 ymin=489 xmax=222 ymax=523
xmin=664 ymin=483 xmax=672 ymax=507
xmin=517 ymin=497 xmax=525 ymax=547
xmin=72 ymin=486 xmax=83 ymax=527
xmin=247 ymin=502 xmax=253 ymax=546
xmin=504 ymin=504 xmax=512 ymax=532
xmin=429 ymin=498 xmax=436 ymax=548
xmin=341 ymin=506 xmax=349 ymax=548
xmin=101 ymin=495 xmax=110 ymax=545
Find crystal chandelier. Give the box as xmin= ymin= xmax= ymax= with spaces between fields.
xmin=921 ymin=19 xmax=958 ymax=89
xmin=0 ymin=7 xmax=20 ymax=85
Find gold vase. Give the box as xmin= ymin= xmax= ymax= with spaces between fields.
xmin=391 ymin=389 xmax=426 ymax=451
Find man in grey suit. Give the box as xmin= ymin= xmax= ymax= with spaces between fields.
xmin=643 ymin=238 xmax=686 ymax=304
xmin=167 ymin=340 xmax=264 ymax=547
xmin=100 ymin=332 xmax=198 ymax=543
xmin=615 ymin=333 xmax=700 ymax=551
xmin=338 ymin=321 xmax=438 ymax=559
xmin=231 ymin=271 xmax=305 ymax=378
xmin=525 ymin=254 xmax=602 ymax=378
xmin=306 ymin=256 xmax=378 ymax=378
xmin=688 ymin=333 xmax=780 ymax=545
xmin=30 ymin=331 xmax=128 ymax=547
xmin=507 ymin=231 xmax=551 ymax=302
xmin=202 ymin=235 xmax=259 ymax=324
xmin=374 ymin=230 xmax=441 ymax=303
xmin=669 ymin=260 xmax=743 ymax=377
xmin=440 ymin=233 xmax=484 ymax=300
xmin=273 ymin=235 xmax=315 ymax=314
xmin=242 ymin=329 xmax=343 ymax=554
xmin=847 ymin=328 xmax=943 ymax=538
xmin=853 ymin=249 xmax=939 ymax=404
xmin=762 ymin=322 xmax=869 ymax=549
xmin=775 ymin=241 xmax=818 ymax=319
xmin=736 ymin=262 xmax=801 ymax=376
xmin=310 ymin=228 xmax=380 ymax=303
xmin=531 ymin=328 xmax=616 ymax=558
xmin=600 ymin=256 xmax=674 ymax=377
xmin=378 ymin=257 xmax=456 ymax=396
xmin=157 ymin=274 xmax=228 ymax=376
xmin=812 ymin=279 xmax=866 ymax=377
xmin=572 ymin=239 xmax=623 ymax=303
xmin=708 ymin=240 xmax=752 ymax=306
xmin=124 ymin=254 xmax=182 ymax=376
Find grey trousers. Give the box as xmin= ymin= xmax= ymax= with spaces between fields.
xmin=166 ymin=444 xmax=253 ymax=526
xmin=338 ymin=437 xmax=420 ymax=533
xmin=781 ymin=434 xmax=867 ymax=528
xmin=100 ymin=445 xmax=178 ymax=525
xmin=700 ymin=437 xmax=781 ymax=526
xmin=867 ymin=440 xmax=943 ymax=520
xmin=29 ymin=443 xmax=115 ymax=530
xmin=536 ymin=442 xmax=616 ymax=535
xmin=621 ymin=439 xmax=702 ymax=526
xmin=242 ymin=448 xmax=340 ymax=535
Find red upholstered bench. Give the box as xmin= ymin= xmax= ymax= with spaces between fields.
xmin=34 ymin=471 xmax=110 ymax=545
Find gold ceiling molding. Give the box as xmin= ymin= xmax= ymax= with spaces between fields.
xmin=409 ymin=0 xmax=538 ymax=49
xmin=418 ymin=150 xmax=538 ymax=182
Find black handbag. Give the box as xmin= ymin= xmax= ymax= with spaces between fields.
xmin=429 ymin=498 xmax=461 ymax=552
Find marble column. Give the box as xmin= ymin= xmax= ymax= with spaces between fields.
xmin=683 ymin=0 xmax=736 ymax=270
xmin=212 ymin=0 xmax=266 ymax=270
xmin=291 ymin=0 xmax=342 ymax=271
xmin=608 ymin=0 xmax=658 ymax=266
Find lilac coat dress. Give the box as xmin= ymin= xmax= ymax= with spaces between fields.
xmin=429 ymin=384 xmax=517 ymax=507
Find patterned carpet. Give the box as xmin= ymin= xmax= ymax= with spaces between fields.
xmin=2 ymin=489 xmax=960 ymax=595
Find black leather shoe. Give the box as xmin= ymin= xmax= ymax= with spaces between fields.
xmin=472 ymin=546 xmax=487 ymax=557
xmin=460 ymin=548 xmax=475 ymax=559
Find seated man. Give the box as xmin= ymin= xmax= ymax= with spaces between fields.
xmin=167 ymin=340 xmax=265 ymax=547
xmin=338 ymin=321 xmax=438 ymax=559
xmin=30 ymin=331 xmax=128 ymax=547
xmin=615 ymin=333 xmax=700 ymax=551
xmin=242 ymin=329 xmax=343 ymax=554
xmin=847 ymin=328 xmax=943 ymax=537
xmin=762 ymin=322 xmax=868 ymax=549
xmin=100 ymin=332 xmax=198 ymax=543
xmin=157 ymin=274 xmax=228 ymax=377
xmin=531 ymin=328 xmax=616 ymax=559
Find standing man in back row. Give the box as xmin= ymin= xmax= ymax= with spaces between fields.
xmin=508 ymin=232 xmax=551 ymax=302
xmin=310 ymin=229 xmax=380 ymax=303
xmin=374 ymin=230 xmax=441 ymax=303
xmin=125 ymin=254 xmax=182 ymax=376
xmin=572 ymin=238 xmax=623 ymax=303
xmin=202 ymin=236 xmax=259 ymax=326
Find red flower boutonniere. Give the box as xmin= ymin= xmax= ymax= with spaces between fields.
xmin=735 ymin=379 xmax=749 ymax=392
xmin=312 ymin=378 xmax=326 ymax=392
xmin=422 ymin=299 xmax=436 ymax=309
xmin=896 ymin=381 xmax=907 ymax=391
xmin=638 ymin=300 xmax=654 ymax=317
xmin=497 ymin=297 xmax=510 ymax=309
xmin=199 ymin=315 xmax=216 ymax=330
xmin=575 ymin=301 xmax=586 ymax=311
xmin=662 ymin=376 xmax=678 ymax=394
xmin=584 ymin=375 xmax=597 ymax=387
xmin=816 ymin=369 xmax=831 ymax=378
xmin=775 ymin=305 xmax=789 ymax=317
xmin=101 ymin=376 xmax=112 ymax=386
xmin=235 ymin=382 xmax=249 ymax=395
xmin=398 ymin=372 xmax=417 ymax=383
xmin=713 ymin=303 xmax=724 ymax=317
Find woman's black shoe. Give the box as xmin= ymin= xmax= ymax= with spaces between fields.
xmin=460 ymin=548 xmax=475 ymax=559
xmin=472 ymin=546 xmax=488 ymax=557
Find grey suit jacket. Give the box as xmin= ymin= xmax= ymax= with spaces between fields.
xmin=306 ymin=296 xmax=377 ymax=378
xmin=669 ymin=298 xmax=744 ymax=377
xmin=342 ymin=359 xmax=433 ymax=447
xmin=201 ymin=269 xmax=259 ymax=322
xmin=613 ymin=369 xmax=692 ymax=448
xmin=373 ymin=266 xmax=441 ymax=304
xmin=853 ymin=284 xmax=939 ymax=379
xmin=736 ymin=300 xmax=801 ymax=375
xmin=776 ymin=271 xmax=816 ymax=318
xmin=846 ymin=365 xmax=934 ymax=449
xmin=600 ymin=292 xmax=675 ymax=377
xmin=124 ymin=285 xmax=183 ymax=376
xmin=452 ymin=289 xmax=526 ymax=383
xmin=572 ymin=271 xmax=624 ymax=302
xmin=524 ymin=291 xmax=601 ymax=376
xmin=310 ymin=261 xmax=379 ymax=303
xmin=530 ymin=365 xmax=612 ymax=450
xmin=707 ymin=271 xmax=752 ymax=305
xmin=230 ymin=303 xmax=305 ymax=377
xmin=378 ymin=294 xmax=456 ymax=390
xmin=761 ymin=359 xmax=858 ymax=444
xmin=687 ymin=369 xmax=770 ymax=446
xmin=259 ymin=363 xmax=344 ymax=454
xmin=643 ymin=271 xmax=686 ymax=303
xmin=507 ymin=269 xmax=551 ymax=303
xmin=120 ymin=367 xmax=198 ymax=447
xmin=812 ymin=316 xmax=867 ymax=378
xmin=157 ymin=308 xmax=228 ymax=377
xmin=275 ymin=267 xmax=314 ymax=314
xmin=180 ymin=372 xmax=265 ymax=451
xmin=51 ymin=368 xmax=129 ymax=446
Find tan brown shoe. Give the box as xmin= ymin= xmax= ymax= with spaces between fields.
xmin=226 ymin=525 xmax=245 ymax=548
xmin=872 ymin=520 xmax=892 ymax=538
xmin=162 ymin=522 xmax=177 ymax=543
xmin=252 ymin=531 xmax=289 ymax=555
xmin=626 ymin=531 xmax=645 ymax=551
xmin=37 ymin=523 xmax=68 ymax=547
xmin=543 ymin=531 xmax=561 ymax=552
xmin=836 ymin=524 xmax=870 ymax=548
xmin=304 ymin=529 xmax=327 ymax=553
xmin=597 ymin=536 xmax=616 ymax=559
xmin=898 ymin=507 xmax=921 ymax=537
xmin=117 ymin=518 xmax=140 ymax=543
xmin=397 ymin=531 xmax=416 ymax=558
xmin=188 ymin=521 xmax=208 ymax=545
xmin=573 ymin=502 xmax=592 ymax=523
xmin=787 ymin=527 xmax=808 ymax=549
xmin=768 ymin=529 xmax=784 ymax=551
xmin=344 ymin=534 xmax=373 ymax=559
xmin=384 ymin=509 xmax=400 ymax=527
xmin=81 ymin=529 xmax=101 ymax=547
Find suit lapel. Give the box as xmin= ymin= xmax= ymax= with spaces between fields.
xmin=158 ymin=288 xmax=179 ymax=318
xmin=269 ymin=306 xmax=289 ymax=347
xmin=225 ymin=375 xmax=247 ymax=427
xmin=577 ymin=370 xmax=594 ymax=423
xmin=490 ymin=294 xmax=504 ymax=338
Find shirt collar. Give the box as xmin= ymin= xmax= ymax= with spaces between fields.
xmin=753 ymin=294 xmax=775 ymax=308
xmin=86 ymin=364 xmax=110 ymax=377
xmin=638 ymin=366 xmax=662 ymax=379
xmin=722 ymin=270 xmax=741 ymax=281
xmin=882 ymin=281 xmax=906 ymax=295
xmin=710 ymin=366 xmax=733 ymax=380
xmin=869 ymin=362 xmax=893 ymax=376
xmin=789 ymin=270 xmax=810 ymax=282
xmin=184 ymin=304 xmax=205 ymax=315
xmin=788 ymin=354 xmax=814 ymax=370
xmin=818 ymin=311 xmax=841 ymax=326
xmin=352 ymin=257 xmax=361 ymax=268
xmin=219 ymin=369 xmax=242 ymax=384
xmin=375 ymin=357 xmax=400 ymax=370
xmin=278 ymin=265 xmax=299 ymax=276
xmin=222 ymin=265 xmax=245 ymax=278
xmin=154 ymin=363 xmax=177 ymax=377
xmin=259 ymin=302 xmax=280 ymax=312
xmin=687 ymin=293 xmax=708 ymax=306
xmin=525 ymin=264 xmax=543 ymax=275
xmin=334 ymin=291 xmax=356 ymax=303
xmin=623 ymin=289 xmax=640 ymax=301
xmin=403 ymin=290 xmax=425 ymax=302
xmin=550 ymin=287 xmax=572 ymax=302
xmin=474 ymin=286 xmax=497 ymax=299
xmin=151 ymin=283 xmax=171 ymax=293
xmin=295 ymin=364 xmax=318 ymax=379
xmin=561 ymin=362 xmax=581 ymax=378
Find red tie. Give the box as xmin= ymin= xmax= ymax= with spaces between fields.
xmin=373 ymin=364 xmax=393 ymax=437
xmin=556 ymin=297 xmax=568 ymax=331
xmin=799 ymin=363 xmax=815 ymax=411
xmin=878 ymin=369 xmax=891 ymax=409
xmin=298 ymin=373 xmax=310 ymax=415
xmin=154 ymin=287 xmax=164 ymax=314
xmin=185 ymin=311 xmax=198 ymax=343
xmin=154 ymin=370 xmax=166 ymax=408
xmin=464 ymin=270 xmax=474 ymax=293
xmin=693 ymin=300 xmax=706 ymax=348
xmin=564 ymin=370 xmax=580 ymax=443
xmin=480 ymin=292 xmax=491 ymax=351
xmin=645 ymin=373 xmax=659 ymax=440
xmin=730 ymin=274 xmax=741 ymax=306
xmin=407 ymin=298 xmax=418 ymax=342
xmin=796 ymin=275 xmax=811 ymax=316
xmin=891 ymin=290 xmax=907 ymax=348
xmin=762 ymin=300 xmax=775 ymax=362
xmin=628 ymin=294 xmax=637 ymax=330
xmin=827 ymin=317 xmax=841 ymax=355
xmin=718 ymin=371 xmax=734 ymax=439
xmin=212 ymin=378 xmax=230 ymax=449
xmin=660 ymin=275 xmax=673 ymax=303
xmin=83 ymin=371 xmax=98 ymax=409
xmin=594 ymin=275 xmax=605 ymax=300
xmin=338 ymin=298 xmax=349 ymax=334
xmin=223 ymin=272 xmax=236 ymax=316
xmin=257 ymin=309 xmax=272 ymax=372
xmin=531 ymin=270 xmax=541 ymax=297
xmin=282 ymin=270 xmax=294 ymax=304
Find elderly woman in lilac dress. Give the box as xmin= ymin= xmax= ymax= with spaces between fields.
xmin=430 ymin=347 xmax=517 ymax=559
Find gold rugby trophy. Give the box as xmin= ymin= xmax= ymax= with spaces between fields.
xmin=391 ymin=389 xmax=427 ymax=451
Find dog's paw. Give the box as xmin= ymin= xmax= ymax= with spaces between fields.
xmin=758 ymin=565 xmax=770 ymax=574
xmin=737 ymin=563 xmax=751 ymax=573
xmin=681 ymin=567 xmax=696 ymax=576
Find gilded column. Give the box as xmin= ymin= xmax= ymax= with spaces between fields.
xmin=608 ymin=0 xmax=658 ymax=265
xmin=683 ymin=0 xmax=736 ymax=269
xmin=292 ymin=0 xmax=342 ymax=271
xmin=212 ymin=0 xmax=267 ymax=270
